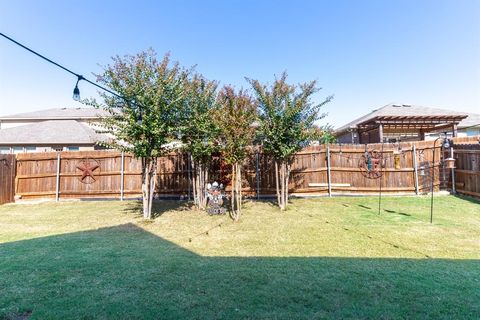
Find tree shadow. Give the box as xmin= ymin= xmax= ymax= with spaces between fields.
xmin=383 ymin=209 xmax=412 ymax=217
xmin=358 ymin=204 xmax=372 ymax=210
xmin=1 ymin=225 xmax=478 ymax=319
xmin=123 ymin=200 xmax=193 ymax=218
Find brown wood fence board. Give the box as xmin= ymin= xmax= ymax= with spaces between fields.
xmin=0 ymin=155 xmax=16 ymax=204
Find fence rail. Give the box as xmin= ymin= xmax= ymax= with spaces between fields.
xmin=3 ymin=138 xmax=479 ymax=202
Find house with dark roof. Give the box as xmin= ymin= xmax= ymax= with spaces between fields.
xmin=0 ymin=107 xmax=109 ymax=153
xmin=334 ymin=104 xmax=475 ymax=144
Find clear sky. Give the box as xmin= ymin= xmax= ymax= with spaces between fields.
xmin=1 ymin=0 xmax=479 ymax=128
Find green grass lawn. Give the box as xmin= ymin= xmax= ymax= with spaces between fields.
xmin=0 ymin=195 xmax=479 ymax=319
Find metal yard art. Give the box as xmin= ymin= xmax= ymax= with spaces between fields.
xmin=76 ymin=158 xmax=100 ymax=184
xmin=359 ymin=150 xmax=384 ymax=179
xmin=206 ymin=181 xmax=226 ymax=215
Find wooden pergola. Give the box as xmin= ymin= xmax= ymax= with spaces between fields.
xmin=356 ymin=115 xmax=468 ymax=144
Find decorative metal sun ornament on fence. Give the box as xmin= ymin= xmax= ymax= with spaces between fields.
xmin=76 ymin=158 xmax=100 ymax=184
xmin=359 ymin=150 xmax=384 ymax=179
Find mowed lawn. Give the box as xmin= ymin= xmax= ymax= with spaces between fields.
xmin=0 ymin=195 xmax=479 ymax=319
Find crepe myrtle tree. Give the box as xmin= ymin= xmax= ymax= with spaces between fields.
xmin=179 ymin=74 xmax=220 ymax=210
xmin=247 ymin=72 xmax=333 ymax=210
xmin=313 ymin=124 xmax=337 ymax=144
xmin=88 ymin=50 xmax=189 ymax=219
xmin=215 ymin=86 xmax=257 ymax=221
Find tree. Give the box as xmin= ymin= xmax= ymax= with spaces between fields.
xmin=247 ymin=72 xmax=332 ymax=210
xmin=89 ymin=50 xmax=188 ymax=219
xmin=215 ymin=86 xmax=257 ymax=221
xmin=312 ymin=124 xmax=337 ymax=144
xmin=179 ymin=74 xmax=219 ymax=210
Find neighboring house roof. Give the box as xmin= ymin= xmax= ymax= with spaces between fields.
xmin=0 ymin=120 xmax=107 ymax=145
xmin=335 ymin=104 xmax=469 ymax=134
xmin=0 ymin=107 xmax=109 ymax=120
xmin=459 ymin=112 xmax=480 ymax=129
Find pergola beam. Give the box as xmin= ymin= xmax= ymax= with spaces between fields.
xmin=353 ymin=114 xmax=467 ymax=142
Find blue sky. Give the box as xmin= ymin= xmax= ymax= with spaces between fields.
xmin=1 ymin=0 xmax=479 ymax=127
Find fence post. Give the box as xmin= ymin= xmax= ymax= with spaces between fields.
xmin=326 ymin=146 xmax=332 ymax=197
xmin=413 ymin=145 xmax=419 ymax=195
xmin=120 ymin=151 xmax=125 ymax=201
xmin=55 ymin=153 xmax=61 ymax=202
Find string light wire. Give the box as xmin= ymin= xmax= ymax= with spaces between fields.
xmin=0 ymin=32 xmax=136 ymax=105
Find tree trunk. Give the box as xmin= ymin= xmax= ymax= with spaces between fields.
xmin=148 ymin=159 xmax=157 ymax=218
xmin=280 ymin=161 xmax=285 ymax=210
xmin=202 ymin=167 xmax=209 ymax=209
xmin=236 ymin=162 xmax=241 ymax=216
xmin=230 ymin=163 xmax=241 ymax=221
xmin=142 ymin=157 xmax=155 ymax=219
xmin=191 ymin=156 xmax=197 ymax=207
xmin=198 ymin=162 xmax=202 ymax=209
xmin=230 ymin=164 xmax=236 ymax=219
xmin=191 ymin=160 xmax=209 ymax=211
xmin=142 ymin=159 xmax=149 ymax=218
xmin=284 ymin=162 xmax=290 ymax=210
xmin=275 ymin=160 xmax=281 ymax=207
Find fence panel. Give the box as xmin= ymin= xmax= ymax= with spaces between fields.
xmin=452 ymin=144 xmax=480 ymax=198
xmin=0 ymin=154 xmax=16 ymax=204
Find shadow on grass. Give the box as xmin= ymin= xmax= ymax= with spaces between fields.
xmin=0 ymin=224 xmax=479 ymax=319
xmin=383 ymin=209 xmax=412 ymax=217
xmin=358 ymin=204 xmax=372 ymax=210
xmin=454 ymin=194 xmax=480 ymax=205
xmin=123 ymin=200 xmax=193 ymax=218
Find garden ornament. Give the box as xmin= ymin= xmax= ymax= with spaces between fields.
xmin=206 ymin=181 xmax=226 ymax=215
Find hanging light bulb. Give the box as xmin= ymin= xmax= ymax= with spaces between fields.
xmin=72 ymin=84 xmax=80 ymax=101
xmin=443 ymin=138 xmax=450 ymax=149
xmin=72 ymin=75 xmax=84 ymax=101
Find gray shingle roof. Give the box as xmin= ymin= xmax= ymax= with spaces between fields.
xmin=335 ymin=104 xmax=470 ymax=133
xmin=0 ymin=120 xmax=108 ymax=145
xmin=459 ymin=113 xmax=480 ymax=128
xmin=0 ymin=107 xmax=109 ymax=120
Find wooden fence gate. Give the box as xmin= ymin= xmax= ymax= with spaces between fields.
xmin=451 ymin=143 xmax=480 ymax=198
xmin=0 ymin=154 xmax=16 ymax=204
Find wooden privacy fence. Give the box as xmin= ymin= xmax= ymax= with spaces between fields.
xmin=0 ymin=154 xmax=16 ymax=204
xmin=451 ymin=143 xmax=480 ymax=198
xmin=12 ymin=140 xmax=453 ymax=201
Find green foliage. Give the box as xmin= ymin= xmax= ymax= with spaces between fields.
xmin=215 ymin=86 xmax=257 ymax=165
xmin=88 ymin=50 xmax=189 ymax=159
xmin=179 ymin=74 xmax=220 ymax=163
xmin=319 ymin=131 xmax=337 ymax=144
xmin=312 ymin=124 xmax=337 ymax=144
xmin=247 ymin=72 xmax=333 ymax=161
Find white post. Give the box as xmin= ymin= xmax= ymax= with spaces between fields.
xmin=327 ymin=146 xmax=332 ymax=197
xmin=413 ymin=145 xmax=419 ymax=195
xmin=450 ymin=147 xmax=456 ymax=194
xmin=120 ymin=152 xmax=125 ymax=201
xmin=55 ymin=153 xmax=61 ymax=202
